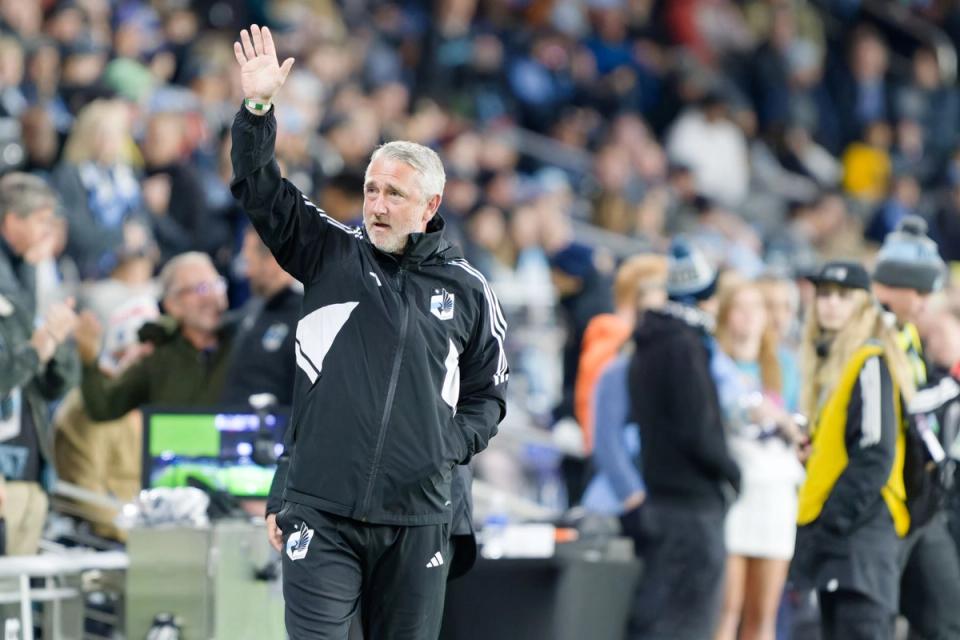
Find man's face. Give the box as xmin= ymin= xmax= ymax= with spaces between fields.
xmin=363 ymin=156 xmax=439 ymax=254
xmin=873 ymin=283 xmax=928 ymax=324
xmin=924 ymin=313 xmax=960 ymax=370
xmin=1 ymin=206 xmax=56 ymax=258
xmin=144 ymin=113 xmax=183 ymax=167
xmin=241 ymin=231 xmax=284 ymax=297
xmin=164 ymin=262 xmax=227 ymax=332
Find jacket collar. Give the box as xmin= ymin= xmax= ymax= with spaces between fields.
xmin=657 ymin=301 xmax=716 ymax=334
xmin=0 ymin=235 xmax=34 ymax=314
xmin=366 ymin=214 xmax=461 ymax=267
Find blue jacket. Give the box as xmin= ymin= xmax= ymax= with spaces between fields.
xmin=583 ymin=355 xmax=643 ymax=515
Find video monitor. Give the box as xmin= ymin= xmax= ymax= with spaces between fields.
xmin=141 ymin=407 xmax=289 ymax=499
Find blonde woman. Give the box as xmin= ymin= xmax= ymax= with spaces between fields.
xmin=51 ymin=99 xmax=143 ymax=278
xmin=713 ymin=279 xmax=803 ymax=640
xmin=790 ymin=261 xmax=914 ymax=640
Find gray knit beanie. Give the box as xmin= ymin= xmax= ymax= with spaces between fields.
xmin=873 ymin=216 xmax=946 ymax=293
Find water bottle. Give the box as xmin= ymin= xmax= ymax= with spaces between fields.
xmin=4 ymin=619 xmax=20 ymax=640
xmin=145 ymin=613 xmax=181 ymax=640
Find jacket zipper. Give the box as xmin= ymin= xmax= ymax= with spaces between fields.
xmin=358 ymin=267 xmax=409 ymax=520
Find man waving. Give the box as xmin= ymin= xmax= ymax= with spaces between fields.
xmin=231 ymin=25 xmax=508 ymax=640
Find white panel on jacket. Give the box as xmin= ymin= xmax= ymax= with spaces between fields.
xmin=294 ymin=302 xmax=359 ymax=384
xmin=441 ymin=338 xmax=460 ymax=414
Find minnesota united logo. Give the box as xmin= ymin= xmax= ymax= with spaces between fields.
xmin=261 ymin=323 xmax=289 ymax=352
xmin=286 ymin=525 xmax=314 ymax=561
xmin=430 ymin=289 xmax=455 ymax=321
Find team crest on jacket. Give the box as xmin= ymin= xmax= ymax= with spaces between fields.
xmin=262 ymin=323 xmax=289 ymax=352
xmin=430 ymin=289 xmax=455 ymax=321
xmin=286 ymin=525 xmax=314 ymax=561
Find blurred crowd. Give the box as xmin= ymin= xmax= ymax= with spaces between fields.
xmin=5 ymin=0 xmax=960 ymax=638
xmin=5 ymin=0 xmax=960 ymax=424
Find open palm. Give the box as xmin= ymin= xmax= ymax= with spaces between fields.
xmin=233 ymin=24 xmax=294 ymax=101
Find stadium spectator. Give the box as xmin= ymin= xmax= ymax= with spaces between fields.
xmin=713 ymin=278 xmax=803 ymax=640
xmin=625 ymin=237 xmax=740 ymax=639
xmin=871 ymin=217 xmax=960 ymax=639
xmin=140 ymin=105 xmax=228 ymax=263
xmin=51 ymin=99 xmax=144 ymax=279
xmin=220 ymin=227 xmax=301 ymax=407
xmin=76 ymin=251 xmax=233 ymax=422
xmin=583 ymin=257 xmax=668 ymax=542
xmin=828 ymin=25 xmax=893 ymax=152
xmin=792 ymin=261 xmax=912 ymax=640
xmin=0 ymin=172 xmax=79 ymax=555
xmin=758 ymin=272 xmax=802 ymax=349
xmin=666 ymin=90 xmax=750 ymax=209
xmin=574 ymin=253 xmax=668 ymax=452
xmin=53 ymin=295 xmax=159 ymax=542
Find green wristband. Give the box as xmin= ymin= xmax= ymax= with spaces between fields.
xmin=244 ymin=98 xmax=272 ymax=112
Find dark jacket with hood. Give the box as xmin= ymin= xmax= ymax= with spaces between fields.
xmin=628 ymin=303 xmax=740 ymax=510
xmin=230 ymin=105 xmax=508 ymax=526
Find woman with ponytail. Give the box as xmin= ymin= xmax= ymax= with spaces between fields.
xmin=791 ymin=261 xmax=914 ymax=640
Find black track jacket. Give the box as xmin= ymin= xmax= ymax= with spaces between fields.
xmin=231 ymin=106 xmax=508 ymax=526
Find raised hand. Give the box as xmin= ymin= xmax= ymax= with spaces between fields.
xmin=31 ymin=298 xmax=78 ymax=364
xmin=43 ymin=298 xmax=78 ymax=344
xmin=233 ymin=24 xmax=294 ymax=102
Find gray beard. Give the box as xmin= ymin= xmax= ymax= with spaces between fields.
xmin=366 ymin=226 xmax=409 ymax=255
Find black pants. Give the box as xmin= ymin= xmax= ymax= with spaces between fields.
xmin=950 ymin=500 xmax=960 ymax=560
xmin=625 ymin=502 xmax=726 ymax=640
xmin=819 ymin=589 xmax=895 ymax=640
xmin=278 ymin=503 xmax=451 ymax=640
xmin=899 ymin=512 xmax=960 ymax=640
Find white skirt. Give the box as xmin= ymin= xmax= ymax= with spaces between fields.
xmin=724 ymin=437 xmax=803 ymax=560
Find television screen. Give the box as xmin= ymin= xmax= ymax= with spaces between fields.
xmin=141 ymin=407 xmax=289 ymax=499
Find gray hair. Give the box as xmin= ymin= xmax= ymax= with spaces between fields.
xmin=158 ymin=251 xmax=216 ymax=299
xmin=368 ymin=141 xmax=446 ymax=201
xmin=0 ymin=172 xmax=57 ymax=221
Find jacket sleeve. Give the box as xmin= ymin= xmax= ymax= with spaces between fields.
xmin=664 ymin=336 xmax=742 ymax=491
xmin=230 ymin=105 xmax=353 ymax=284
xmin=0 ymin=326 xmax=44 ymax=397
xmin=818 ymin=355 xmax=897 ymax=534
xmin=592 ymin=359 xmax=644 ymax=501
xmin=80 ymin=360 xmax=151 ymax=422
xmin=451 ymin=286 xmax=509 ymax=464
xmin=34 ymin=341 xmax=80 ymax=401
xmin=266 ymin=453 xmax=289 ymax=516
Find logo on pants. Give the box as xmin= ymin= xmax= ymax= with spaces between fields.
xmin=286 ymin=525 xmax=314 ymax=561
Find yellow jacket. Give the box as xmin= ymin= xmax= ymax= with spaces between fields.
xmin=798 ymin=343 xmax=909 ymax=537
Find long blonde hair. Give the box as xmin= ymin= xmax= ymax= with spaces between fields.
xmin=716 ymin=279 xmax=782 ymax=395
xmin=63 ymin=99 xmax=136 ymax=166
xmin=800 ymin=289 xmax=915 ymax=421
